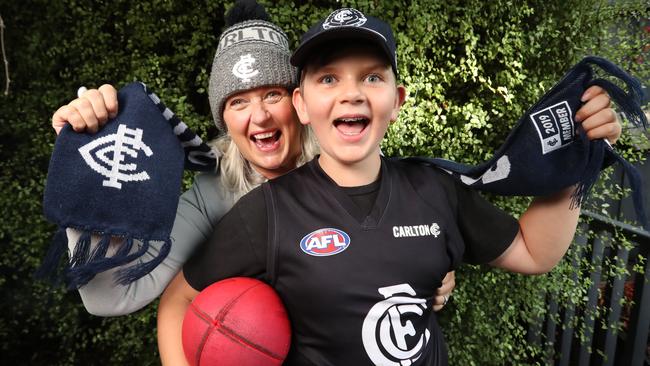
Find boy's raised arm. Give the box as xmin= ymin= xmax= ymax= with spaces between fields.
xmin=491 ymin=85 xmax=621 ymax=274
xmin=490 ymin=185 xmax=579 ymax=274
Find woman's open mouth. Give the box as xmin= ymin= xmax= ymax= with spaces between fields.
xmin=251 ymin=130 xmax=282 ymax=151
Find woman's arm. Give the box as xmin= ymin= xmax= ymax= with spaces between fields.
xmin=158 ymin=188 xmax=268 ymax=364
xmin=72 ymin=173 xmax=232 ymax=316
xmin=67 ymin=230 xmax=181 ymax=317
xmin=158 ymin=270 xmax=197 ymax=366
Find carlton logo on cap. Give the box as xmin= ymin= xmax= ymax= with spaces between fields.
xmin=322 ymin=8 xmax=367 ymax=29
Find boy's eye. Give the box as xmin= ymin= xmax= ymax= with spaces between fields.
xmin=319 ymin=75 xmax=336 ymax=84
xmin=366 ymin=74 xmax=383 ymax=83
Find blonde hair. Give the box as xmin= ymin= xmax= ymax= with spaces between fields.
xmin=209 ymin=124 xmax=319 ymax=200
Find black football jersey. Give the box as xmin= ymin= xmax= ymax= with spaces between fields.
xmin=185 ymin=157 xmax=518 ymax=366
xmin=263 ymin=158 xmax=511 ymax=365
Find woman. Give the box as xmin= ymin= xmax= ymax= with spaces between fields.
xmin=50 ymin=0 xmax=456 ymax=317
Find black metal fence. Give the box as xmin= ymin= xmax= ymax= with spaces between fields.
xmin=528 ymin=210 xmax=650 ymax=365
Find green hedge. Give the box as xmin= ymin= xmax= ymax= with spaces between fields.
xmin=0 ymin=1 xmax=647 ymax=365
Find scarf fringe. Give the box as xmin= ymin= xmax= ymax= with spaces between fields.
xmin=64 ymin=236 xmax=174 ymax=288
xmin=115 ymin=238 xmax=172 ymax=285
xmin=583 ymin=56 xmax=648 ymax=129
xmin=33 ymin=228 xmax=68 ymax=284
xmin=63 ymin=234 xmax=173 ymax=289
xmin=66 ymin=236 xmax=146 ymax=289
xmin=69 ymin=231 xmax=91 ymax=268
xmin=590 ymin=78 xmax=647 ymax=129
xmin=610 ymin=151 xmax=649 ymax=230
xmin=580 ymin=57 xmax=648 ymax=229
xmin=87 ymin=234 xmax=111 ymax=262
xmin=571 ymin=138 xmax=606 ymax=210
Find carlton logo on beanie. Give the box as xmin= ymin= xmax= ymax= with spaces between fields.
xmin=208 ymin=0 xmax=297 ymax=134
xmin=232 ymin=54 xmax=259 ymax=83
xmin=38 ymin=82 xmax=216 ymax=289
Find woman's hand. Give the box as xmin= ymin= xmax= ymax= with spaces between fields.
xmin=51 ymin=84 xmax=118 ymax=134
xmin=433 ymin=271 xmax=455 ymax=312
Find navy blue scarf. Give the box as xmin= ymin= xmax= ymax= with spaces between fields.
xmin=408 ymin=56 xmax=648 ymax=230
xmin=38 ymin=82 xmax=217 ymax=289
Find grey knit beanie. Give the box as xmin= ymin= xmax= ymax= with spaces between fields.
xmin=208 ymin=2 xmax=297 ymax=134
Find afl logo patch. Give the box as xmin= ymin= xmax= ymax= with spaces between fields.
xmin=300 ymin=228 xmax=351 ymax=257
xmin=323 ymin=8 xmax=367 ymax=29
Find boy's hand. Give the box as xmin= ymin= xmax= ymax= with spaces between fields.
xmin=575 ymin=85 xmax=621 ymax=144
xmin=433 ymin=270 xmax=455 ymax=312
xmin=51 ymin=84 xmax=118 ymax=135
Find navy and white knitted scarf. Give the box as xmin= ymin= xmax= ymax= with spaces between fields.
xmin=38 ymin=82 xmax=217 ymax=289
xmin=408 ymin=56 xmax=648 ymax=230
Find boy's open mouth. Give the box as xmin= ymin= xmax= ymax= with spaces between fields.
xmin=333 ymin=116 xmax=370 ymax=136
xmin=251 ymin=130 xmax=282 ymax=149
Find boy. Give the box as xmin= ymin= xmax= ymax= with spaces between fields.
xmin=159 ymin=8 xmax=621 ymax=366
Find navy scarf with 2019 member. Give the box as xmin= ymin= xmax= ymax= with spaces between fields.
xmin=408 ymin=56 xmax=648 ymax=230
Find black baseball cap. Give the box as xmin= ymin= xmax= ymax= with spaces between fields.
xmin=290 ymin=8 xmax=397 ymax=75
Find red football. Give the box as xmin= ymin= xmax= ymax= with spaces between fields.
xmin=182 ymin=277 xmax=291 ymax=366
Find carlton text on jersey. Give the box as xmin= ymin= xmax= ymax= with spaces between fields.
xmin=393 ymin=223 xmax=441 ymax=238
xmin=300 ymin=228 xmax=351 ymax=256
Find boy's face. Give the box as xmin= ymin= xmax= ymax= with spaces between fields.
xmin=293 ymin=48 xmax=406 ymax=171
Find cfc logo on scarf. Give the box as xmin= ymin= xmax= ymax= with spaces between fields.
xmin=79 ymin=123 xmax=153 ymax=189
xmin=362 ymin=284 xmax=431 ymax=365
xmin=300 ymin=228 xmax=350 ymax=257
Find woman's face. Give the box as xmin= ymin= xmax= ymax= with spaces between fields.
xmin=222 ymin=86 xmax=303 ymax=179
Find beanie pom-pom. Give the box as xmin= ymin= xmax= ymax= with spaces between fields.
xmin=226 ymin=0 xmax=270 ymax=26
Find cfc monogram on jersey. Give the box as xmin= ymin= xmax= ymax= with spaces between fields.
xmin=362 ymin=284 xmax=431 ymax=365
